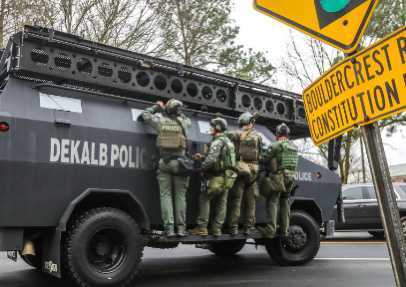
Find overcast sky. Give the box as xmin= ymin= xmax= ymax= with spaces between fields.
xmin=231 ymin=1 xmax=405 ymax=167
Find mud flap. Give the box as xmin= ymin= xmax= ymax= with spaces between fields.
xmin=324 ymin=220 xmax=335 ymax=238
xmin=41 ymin=229 xmax=62 ymax=278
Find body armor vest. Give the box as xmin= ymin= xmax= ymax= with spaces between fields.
xmin=277 ymin=141 xmax=298 ymax=171
xmin=157 ymin=119 xmax=186 ymax=152
xmin=239 ymin=130 xmax=260 ymax=162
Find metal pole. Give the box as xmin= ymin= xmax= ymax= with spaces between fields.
xmin=361 ymin=123 xmax=406 ymax=287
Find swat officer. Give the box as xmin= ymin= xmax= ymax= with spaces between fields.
xmin=190 ymin=117 xmax=237 ymax=237
xmin=227 ymin=112 xmax=262 ymax=235
xmin=141 ymin=99 xmax=191 ymax=237
xmin=258 ymin=123 xmax=298 ymax=239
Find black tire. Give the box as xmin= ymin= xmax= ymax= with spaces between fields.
xmin=63 ymin=207 xmax=144 ymax=287
xmin=368 ymin=231 xmax=385 ymax=239
xmin=265 ymin=210 xmax=320 ymax=266
xmin=208 ymin=240 xmax=246 ymax=256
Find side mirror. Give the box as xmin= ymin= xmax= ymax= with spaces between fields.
xmin=328 ymin=136 xmax=342 ymax=171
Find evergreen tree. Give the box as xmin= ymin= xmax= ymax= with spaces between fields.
xmin=151 ymin=0 xmax=274 ymax=83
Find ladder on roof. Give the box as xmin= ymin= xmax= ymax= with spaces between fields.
xmin=0 ymin=25 xmax=309 ymax=137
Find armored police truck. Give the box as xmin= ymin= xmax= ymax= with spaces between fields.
xmin=0 ymin=26 xmax=341 ymax=287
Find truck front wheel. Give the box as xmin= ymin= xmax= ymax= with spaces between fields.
xmin=64 ymin=207 xmax=144 ymax=287
xmin=265 ymin=210 xmax=320 ymax=266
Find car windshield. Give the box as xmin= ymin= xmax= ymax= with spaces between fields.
xmin=396 ymin=185 xmax=406 ymax=199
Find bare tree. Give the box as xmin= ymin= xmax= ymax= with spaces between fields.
xmin=0 ymin=0 xmax=164 ymax=55
xmin=57 ymin=0 xmax=97 ymax=34
xmin=81 ymin=0 xmax=164 ymax=55
xmin=281 ymin=32 xmax=342 ymax=90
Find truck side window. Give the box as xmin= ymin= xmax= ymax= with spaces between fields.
xmin=197 ymin=120 xmax=211 ymax=134
xmin=39 ymin=92 xmax=82 ymax=113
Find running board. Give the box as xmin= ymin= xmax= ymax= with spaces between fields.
xmin=148 ymin=230 xmax=269 ymax=244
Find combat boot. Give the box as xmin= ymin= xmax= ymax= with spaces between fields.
xmin=243 ymin=225 xmax=256 ymax=236
xmin=210 ymin=227 xmax=222 ymax=237
xmin=189 ymin=226 xmax=208 ymax=236
xmin=257 ymin=225 xmax=275 ymax=239
xmin=176 ymin=226 xmax=188 ymax=237
xmin=229 ymin=226 xmax=239 ymax=236
xmin=163 ymin=228 xmax=176 ymax=238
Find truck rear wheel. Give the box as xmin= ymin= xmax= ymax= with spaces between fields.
xmin=64 ymin=207 xmax=144 ymax=287
xmin=265 ymin=210 xmax=320 ymax=266
xmin=208 ymin=240 xmax=246 ymax=256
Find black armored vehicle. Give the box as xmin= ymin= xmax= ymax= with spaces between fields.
xmin=0 ymin=26 xmax=341 ymax=287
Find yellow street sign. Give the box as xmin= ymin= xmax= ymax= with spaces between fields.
xmin=254 ymin=0 xmax=379 ymax=53
xmin=303 ymin=27 xmax=406 ymax=146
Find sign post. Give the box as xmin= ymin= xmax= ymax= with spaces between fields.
xmin=253 ymin=2 xmax=406 ymax=285
xmin=361 ymin=123 xmax=406 ymax=287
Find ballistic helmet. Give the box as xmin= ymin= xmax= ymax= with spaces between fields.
xmin=166 ymin=99 xmax=183 ymax=115
xmin=276 ymin=123 xmax=290 ymax=137
xmin=210 ymin=117 xmax=228 ymax=132
xmin=238 ymin=112 xmax=254 ymax=127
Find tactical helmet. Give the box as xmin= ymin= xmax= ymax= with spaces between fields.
xmin=210 ymin=117 xmax=228 ymax=132
xmin=276 ymin=123 xmax=290 ymax=137
xmin=238 ymin=112 xmax=254 ymax=127
xmin=166 ymin=99 xmax=183 ymax=115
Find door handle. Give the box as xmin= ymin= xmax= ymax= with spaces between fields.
xmin=358 ymin=204 xmax=366 ymax=208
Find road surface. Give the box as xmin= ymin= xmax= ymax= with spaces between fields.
xmin=0 ymin=232 xmax=394 ymax=287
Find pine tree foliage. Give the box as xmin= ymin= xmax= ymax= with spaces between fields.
xmin=150 ymin=0 xmax=274 ymax=83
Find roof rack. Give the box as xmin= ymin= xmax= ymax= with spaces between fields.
xmin=1 ymin=25 xmax=308 ymax=136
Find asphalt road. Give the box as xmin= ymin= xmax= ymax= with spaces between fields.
xmin=0 ymin=232 xmax=395 ymax=287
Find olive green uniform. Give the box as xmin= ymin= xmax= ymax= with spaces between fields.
xmin=260 ymin=139 xmax=298 ymax=238
xmin=141 ymin=104 xmax=191 ymax=234
xmin=196 ymin=134 xmax=236 ymax=232
xmin=227 ymin=128 xmax=262 ymax=231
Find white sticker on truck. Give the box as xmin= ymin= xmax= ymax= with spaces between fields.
xmin=40 ymin=93 xmax=82 ymax=113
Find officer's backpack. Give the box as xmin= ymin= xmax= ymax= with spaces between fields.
xmin=220 ymin=137 xmax=237 ymax=170
xmin=278 ymin=140 xmax=298 ymax=171
xmin=239 ymin=130 xmax=260 ymax=162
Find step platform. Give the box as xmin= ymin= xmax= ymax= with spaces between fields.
xmin=149 ymin=229 xmax=269 ymax=244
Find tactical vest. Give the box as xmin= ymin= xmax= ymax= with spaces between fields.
xmin=239 ymin=130 xmax=260 ymax=162
xmin=157 ymin=119 xmax=186 ymax=152
xmin=277 ymin=141 xmax=298 ymax=171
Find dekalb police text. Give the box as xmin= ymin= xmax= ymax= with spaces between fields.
xmin=49 ymin=138 xmax=148 ymax=169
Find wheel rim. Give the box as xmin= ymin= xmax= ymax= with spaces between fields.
xmin=87 ymin=228 xmax=127 ymax=274
xmin=284 ymin=225 xmax=308 ymax=252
